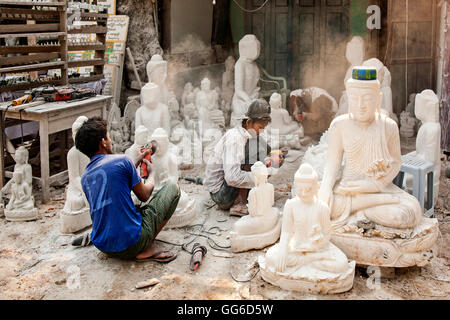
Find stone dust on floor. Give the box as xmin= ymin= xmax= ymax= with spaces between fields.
xmin=0 ymin=149 xmax=449 ymax=300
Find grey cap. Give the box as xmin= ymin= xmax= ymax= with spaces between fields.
xmin=238 ymin=99 xmax=271 ymax=121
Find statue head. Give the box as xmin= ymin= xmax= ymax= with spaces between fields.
xmin=415 ymin=89 xmax=439 ymax=123
xmin=346 ymin=36 xmax=364 ymax=66
xmin=72 ymin=116 xmax=88 ymax=141
xmin=251 ymin=161 xmax=268 ymax=186
xmin=363 ymin=58 xmax=385 ymax=83
xmin=151 ymin=128 xmax=169 ymax=155
xmin=239 ymin=34 xmax=260 ymax=61
xmin=184 ymin=82 xmax=193 ymax=94
xmin=269 ymin=93 xmax=282 ymax=109
xmin=345 ymin=67 xmax=383 ymax=124
xmin=15 ymin=146 xmax=29 ymax=165
xmin=141 ymin=83 xmax=160 ymax=109
xmin=170 ymin=126 xmax=184 ymax=143
xmin=200 ymin=78 xmax=211 ymax=91
xmin=294 ymin=163 xmax=319 ymax=202
xmin=146 ymin=54 xmax=167 ymax=85
xmin=135 ymin=125 xmax=149 ymax=146
xmin=225 ymin=56 xmax=235 ymax=71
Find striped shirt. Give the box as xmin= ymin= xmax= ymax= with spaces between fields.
xmin=204 ymin=126 xmax=255 ymax=194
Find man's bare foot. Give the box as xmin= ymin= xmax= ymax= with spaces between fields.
xmin=136 ymin=244 xmax=176 ymax=262
xmin=230 ymin=203 xmax=249 ymax=217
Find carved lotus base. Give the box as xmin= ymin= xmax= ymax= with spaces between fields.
xmin=5 ymin=207 xmax=38 ymax=222
xmin=165 ymin=198 xmax=197 ymax=229
xmin=60 ymin=208 xmax=92 ymax=234
xmin=230 ymin=217 xmax=281 ymax=253
xmin=331 ymin=217 xmax=439 ymax=267
xmin=258 ymin=256 xmax=355 ymax=294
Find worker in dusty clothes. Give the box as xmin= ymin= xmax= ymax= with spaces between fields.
xmin=204 ymin=99 xmax=281 ymax=216
xmin=71 ymin=117 xmax=180 ymax=263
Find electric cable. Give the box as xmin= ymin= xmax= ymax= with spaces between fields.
xmin=231 ymin=0 xmax=269 ymax=13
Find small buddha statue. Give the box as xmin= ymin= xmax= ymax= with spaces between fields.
xmin=146 ymin=54 xmax=170 ymax=105
xmin=61 ymin=116 xmax=92 ymax=233
xmin=136 ymin=82 xmax=171 ymax=138
xmin=230 ymin=35 xmax=261 ymax=127
xmin=2 ymin=146 xmax=38 ymax=221
xmin=230 ymin=162 xmax=281 ymax=252
xmin=150 ymin=128 xmax=196 ymax=228
xmin=125 ymin=125 xmax=149 ymax=167
xmin=259 ymin=163 xmax=355 ymax=294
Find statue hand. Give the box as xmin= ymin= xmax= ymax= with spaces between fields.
xmin=276 ymin=249 xmax=287 ymax=273
xmin=336 ymin=180 xmax=380 ymax=195
xmin=318 ymin=187 xmax=333 ymax=208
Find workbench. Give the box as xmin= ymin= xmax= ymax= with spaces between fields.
xmin=0 ymin=95 xmax=112 ymax=203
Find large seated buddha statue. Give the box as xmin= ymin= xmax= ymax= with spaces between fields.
xmin=318 ymin=67 xmax=439 ymax=268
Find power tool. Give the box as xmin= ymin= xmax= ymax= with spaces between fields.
xmin=42 ymin=87 xmax=96 ymax=102
xmin=264 ymin=148 xmax=288 ymax=169
xmin=140 ymin=140 xmax=158 ymax=178
xmin=189 ymin=243 xmax=207 ymax=271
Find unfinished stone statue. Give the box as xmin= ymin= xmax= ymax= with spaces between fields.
xmin=123 ymin=100 xmax=140 ymax=147
xmin=146 ymin=54 xmax=170 ymax=105
xmin=319 ymin=67 xmax=438 ymax=268
xmin=196 ymin=77 xmax=220 ymax=131
xmin=337 ymin=37 xmax=365 ymax=117
xmin=405 ymin=90 xmax=441 ymax=204
xmin=110 ymin=120 xmax=125 ymax=154
xmin=137 ymin=82 xmax=171 ymax=138
xmin=400 ymin=111 xmax=416 ymax=138
xmin=230 ymin=162 xmax=281 ymax=252
xmin=259 ymin=163 xmax=355 ymax=294
xmin=181 ymin=82 xmax=194 ymax=109
xmin=264 ymin=93 xmax=304 ymax=149
xmin=150 ymin=128 xmax=196 ymax=228
xmin=230 ymin=35 xmax=261 ymax=127
xmin=222 ymin=56 xmax=235 ymax=102
xmin=61 ymin=116 xmax=92 ymax=233
xmin=2 ymin=146 xmax=38 ymax=221
xmin=125 ymin=125 xmax=149 ymax=167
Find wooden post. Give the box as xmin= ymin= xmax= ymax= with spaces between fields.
xmin=441 ymin=2 xmax=450 ymax=153
xmin=59 ymin=4 xmax=68 ymax=86
xmin=39 ymin=118 xmax=50 ymax=203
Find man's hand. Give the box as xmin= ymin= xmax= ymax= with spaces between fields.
xmin=135 ymin=149 xmax=150 ymax=169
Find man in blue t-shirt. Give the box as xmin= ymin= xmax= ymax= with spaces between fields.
xmin=73 ymin=117 xmax=180 ymax=262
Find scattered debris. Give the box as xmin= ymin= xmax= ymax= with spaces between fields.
xmin=135 ymin=278 xmax=160 ymax=289
xmin=212 ymin=251 xmax=232 ymax=258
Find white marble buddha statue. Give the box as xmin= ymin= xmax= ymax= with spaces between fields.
xmin=259 ymin=163 xmax=355 ymax=294
xmin=317 ymin=67 xmax=439 ymax=268
xmin=146 ymin=54 xmax=170 ymax=105
xmin=136 ymin=82 xmax=171 ymax=138
xmin=150 ymin=128 xmax=196 ymax=228
xmin=61 ymin=116 xmax=92 ymax=233
xmin=3 ymin=146 xmax=38 ymax=221
xmin=337 ymin=36 xmax=365 ymax=117
xmin=405 ymin=89 xmax=441 ymax=204
xmin=319 ymin=67 xmax=422 ymax=230
xmin=196 ymin=77 xmax=218 ymax=129
xmin=230 ymin=34 xmax=261 ymax=127
xmin=264 ymin=92 xmax=304 ymax=149
xmin=230 ymin=161 xmax=281 ymax=252
xmin=182 ymin=82 xmax=194 ymax=109
xmin=125 ymin=125 xmax=149 ymax=167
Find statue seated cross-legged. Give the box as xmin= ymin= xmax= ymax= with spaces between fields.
xmin=318 ymin=67 xmax=439 ymax=268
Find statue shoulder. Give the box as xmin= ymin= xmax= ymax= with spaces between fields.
xmin=329 ymin=114 xmax=350 ymax=129
xmin=383 ymin=116 xmax=399 ymax=134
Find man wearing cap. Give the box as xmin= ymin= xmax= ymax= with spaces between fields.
xmin=204 ymin=99 xmax=278 ymax=215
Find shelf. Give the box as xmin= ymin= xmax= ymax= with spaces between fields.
xmin=0 ymin=1 xmax=66 ymax=7
xmin=0 ymin=61 xmax=65 ymax=73
xmin=68 ymin=74 xmax=104 ymax=84
xmin=68 ymin=11 xmax=108 ymax=19
xmin=0 ymin=78 xmax=64 ymax=93
xmin=68 ymin=44 xmax=105 ymax=51
xmin=0 ymin=7 xmax=59 ymax=21
xmin=68 ymin=25 xmax=107 ymax=34
xmin=0 ymin=23 xmax=60 ymax=34
xmin=68 ymin=59 xmax=104 ymax=68
xmin=0 ymin=31 xmax=66 ymax=38
xmin=0 ymin=52 xmax=60 ymax=67
xmin=0 ymin=45 xmax=61 ymax=54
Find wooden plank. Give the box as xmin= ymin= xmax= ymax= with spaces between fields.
xmin=0 ymin=1 xmax=66 ymax=6
xmin=68 ymin=59 xmax=104 ymax=68
xmin=0 ymin=23 xmax=60 ymax=33
xmin=0 ymin=45 xmax=61 ymax=54
xmin=0 ymin=61 xmax=65 ymax=73
xmin=0 ymin=7 xmax=59 ymax=16
xmin=0 ymin=31 xmax=65 ymax=38
xmin=68 ymin=74 xmax=104 ymax=84
xmin=68 ymin=25 xmax=107 ymax=34
xmin=0 ymin=15 xmax=59 ymax=22
xmin=68 ymin=44 xmax=105 ymax=51
xmin=0 ymin=52 xmax=60 ymax=67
